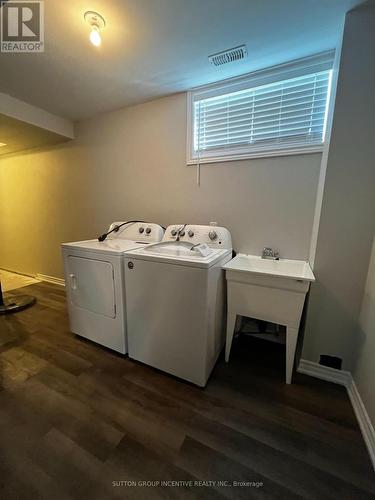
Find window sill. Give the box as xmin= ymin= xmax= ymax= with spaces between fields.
xmin=186 ymin=145 xmax=324 ymax=165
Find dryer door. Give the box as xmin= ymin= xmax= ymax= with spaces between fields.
xmin=67 ymin=256 xmax=116 ymax=318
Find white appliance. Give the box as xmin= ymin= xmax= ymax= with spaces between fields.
xmin=124 ymin=224 xmax=232 ymax=386
xmin=62 ymin=222 xmax=164 ymax=354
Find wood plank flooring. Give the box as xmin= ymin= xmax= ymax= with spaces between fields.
xmin=0 ymin=269 xmax=40 ymax=291
xmin=0 ymin=282 xmax=374 ymax=499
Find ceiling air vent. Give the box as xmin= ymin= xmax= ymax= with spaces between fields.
xmin=208 ymin=45 xmax=248 ymax=67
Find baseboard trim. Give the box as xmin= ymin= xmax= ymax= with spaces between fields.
xmin=0 ymin=267 xmax=36 ymax=279
xmin=36 ymin=274 xmax=65 ymax=287
xmin=297 ymin=358 xmax=351 ymax=386
xmin=298 ymin=359 xmax=375 ymax=470
xmin=347 ymin=377 xmax=375 ymax=470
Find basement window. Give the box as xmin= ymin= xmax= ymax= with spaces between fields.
xmin=187 ymin=51 xmax=334 ymax=164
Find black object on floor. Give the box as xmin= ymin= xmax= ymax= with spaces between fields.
xmin=0 ymin=278 xmax=36 ymax=315
xmin=319 ymin=354 xmax=343 ymax=370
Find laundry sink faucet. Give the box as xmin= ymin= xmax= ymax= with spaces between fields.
xmin=262 ymin=247 xmax=280 ymax=260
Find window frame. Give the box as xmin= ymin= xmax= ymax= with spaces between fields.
xmin=186 ymin=50 xmax=334 ymax=165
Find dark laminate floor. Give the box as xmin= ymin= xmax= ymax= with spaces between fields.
xmin=0 ymin=282 xmax=374 ymax=500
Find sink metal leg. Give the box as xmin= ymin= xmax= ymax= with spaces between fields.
xmin=225 ymin=312 xmax=237 ymax=362
xmin=286 ymin=326 xmax=298 ymax=384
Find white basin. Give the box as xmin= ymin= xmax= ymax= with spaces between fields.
xmin=223 ymin=253 xmax=315 ymax=384
xmin=223 ymin=254 xmax=315 ymax=282
xmin=148 ymin=243 xmax=196 ymax=257
xmin=146 ymin=242 xmax=213 ymax=258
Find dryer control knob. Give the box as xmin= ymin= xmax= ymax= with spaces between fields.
xmin=188 ymin=230 xmax=194 ymax=237
xmin=209 ymin=230 xmax=217 ymax=240
xmin=139 ymin=227 xmax=144 ymax=233
xmin=145 ymin=227 xmax=152 ymax=234
xmin=171 ymin=229 xmax=177 ymax=236
xmin=180 ymin=231 xmax=185 ymax=237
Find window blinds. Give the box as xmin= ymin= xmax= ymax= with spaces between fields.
xmin=193 ymin=69 xmax=332 ymax=158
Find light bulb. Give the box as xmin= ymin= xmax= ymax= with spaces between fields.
xmin=89 ymin=26 xmax=101 ymax=47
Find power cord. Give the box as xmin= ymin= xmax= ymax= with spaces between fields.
xmin=98 ymin=221 xmax=166 ymax=242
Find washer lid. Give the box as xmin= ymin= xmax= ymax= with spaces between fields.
xmin=61 ymin=238 xmax=148 ymax=255
xmin=125 ymin=241 xmax=231 ymax=268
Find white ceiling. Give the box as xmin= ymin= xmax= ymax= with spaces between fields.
xmin=0 ymin=0 xmax=362 ymax=121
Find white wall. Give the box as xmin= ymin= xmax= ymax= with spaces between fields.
xmin=303 ymin=3 xmax=375 ymax=370
xmin=0 ymin=92 xmax=321 ymax=279
xmin=354 ymin=237 xmax=375 ymax=425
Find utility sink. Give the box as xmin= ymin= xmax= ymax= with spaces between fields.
xmin=224 ymin=254 xmax=315 ymax=282
xmin=223 ymin=254 xmax=315 ymax=384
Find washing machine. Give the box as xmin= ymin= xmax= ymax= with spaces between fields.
xmin=124 ymin=224 xmax=232 ymax=386
xmin=61 ymin=222 xmax=164 ymax=354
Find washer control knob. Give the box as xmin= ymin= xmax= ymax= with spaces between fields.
xmin=209 ymin=230 xmax=217 ymax=240
xmin=145 ymin=227 xmax=152 ymax=234
xmin=171 ymin=229 xmax=177 ymax=236
xmin=188 ymin=230 xmax=194 ymax=237
xmin=180 ymin=231 xmax=185 ymax=237
xmin=139 ymin=227 xmax=144 ymax=233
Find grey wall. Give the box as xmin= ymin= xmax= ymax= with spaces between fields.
xmin=0 ymin=92 xmax=321 ymax=279
xmin=303 ymin=4 xmax=375 ymax=371
xmin=354 ymin=238 xmax=375 ymax=425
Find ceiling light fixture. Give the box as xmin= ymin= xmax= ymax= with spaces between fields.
xmin=84 ymin=11 xmax=105 ymax=47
